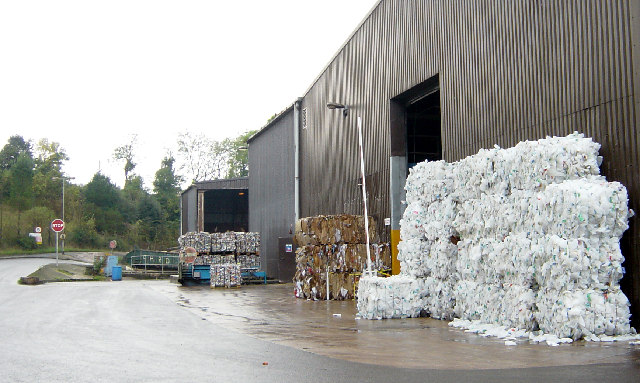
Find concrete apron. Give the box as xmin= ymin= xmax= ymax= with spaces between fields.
xmin=151 ymin=282 xmax=640 ymax=370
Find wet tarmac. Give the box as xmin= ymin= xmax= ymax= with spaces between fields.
xmin=151 ymin=282 xmax=640 ymax=370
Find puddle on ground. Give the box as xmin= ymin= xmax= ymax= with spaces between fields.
xmin=148 ymin=281 xmax=639 ymax=370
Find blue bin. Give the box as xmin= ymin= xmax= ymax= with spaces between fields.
xmin=105 ymin=255 xmax=118 ymax=277
xmin=112 ymin=266 xmax=122 ymax=281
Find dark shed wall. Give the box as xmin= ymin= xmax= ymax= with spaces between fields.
xmin=248 ymin=109 xmax=295 ymax=280
xmin=299 ymin=0 xmax=640 ymax=325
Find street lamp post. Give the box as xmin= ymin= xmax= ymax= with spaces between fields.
xmin=52 ymin=176 xmax=74 ymax=254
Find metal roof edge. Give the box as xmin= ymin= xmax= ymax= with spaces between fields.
xmin=181 ymin=177 xmax=249 ymax=194
xmin=301 ymin=0 xmax=384 ymax=97
xmin=247 ymin=103 xmax=296 ymax=144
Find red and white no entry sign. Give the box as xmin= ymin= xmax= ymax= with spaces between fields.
xmin=51 ymin=219 xmax=65 ymax=232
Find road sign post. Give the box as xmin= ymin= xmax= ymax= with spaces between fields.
xmin=51 ymin=219 xmax=65 ymax=266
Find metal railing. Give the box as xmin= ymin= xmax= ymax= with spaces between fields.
xmin=130 ymin=254 xmax=179 ymax=273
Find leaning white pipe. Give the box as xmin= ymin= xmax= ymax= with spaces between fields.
xmin=357 ymin=117 xmax=373 ymax=276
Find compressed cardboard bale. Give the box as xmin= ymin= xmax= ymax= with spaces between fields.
xmin=294 ymin=214 xmax=390 ymax=300
xmin=294 ymin=215 xmax=379 ymax=246
xmin=330 ymin=273 xmax=350 ymax=300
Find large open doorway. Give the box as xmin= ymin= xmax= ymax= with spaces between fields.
xmin=390 ymin=75 xmax=442 ymax=168
xmin=406 ymin=90 xmax=442 ymax=167
xmin=202 ymin=189 xmax=249 ymax=232
xmin=389 ymin=75 xmax=441 ymax=274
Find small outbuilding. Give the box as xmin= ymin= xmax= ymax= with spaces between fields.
xmin=180 ymin=178 xmax=249 ymax=235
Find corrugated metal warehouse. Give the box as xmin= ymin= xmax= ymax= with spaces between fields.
xmin=246 ymin=0 xmax=640 ymax=326
xmin=248 ymin=105 xmax=298 ymax=282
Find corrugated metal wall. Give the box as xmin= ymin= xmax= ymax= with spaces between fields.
xmin=299 ymin=0 xmax=639 ymax=326
xmin=248 ymin=109 xmax=296 ymax=279
xmin=181 ymin=187 xmax=198 ymax=234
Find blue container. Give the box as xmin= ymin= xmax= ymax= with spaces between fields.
xmin=105 ymin=255 xmax=118 ymax=277
xmin=111 ymin=266 xmax=122 ymax=281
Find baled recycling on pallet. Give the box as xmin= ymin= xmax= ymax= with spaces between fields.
xmin=178 ymin=231 xmax=260 ymax=255
xmin=211 ymin=232 xmax=237 ymax=253
xmin=236 ymin=232 xmax=260 ymax=254
xmin=178 ymin=232 xmax=212 ymax=253
xmin=237 ymin=254 xmax=260 ymax=269
xmin=357 ymin=132 xmax=635 ymax=341
xmin=210 ymin=264 xmax=242 ymax=288
xmin=178 ymin=232 xmax=261 ymax=272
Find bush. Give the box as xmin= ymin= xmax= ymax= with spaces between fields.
xmin=16 ymin=236 xmax=37 ymax=250
xmin=92 ymin=255 xmax=106 ymax=275
xmin=69 ymin=218 xmax=100 ymax=248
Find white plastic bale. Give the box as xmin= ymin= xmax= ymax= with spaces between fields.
xmin=535 ymin=288 xmax=632 ymax=339
xmin=356 ymin=132 xmax=635 ymax=341
xmin=356 ymin=275 xmax=427 ymax=319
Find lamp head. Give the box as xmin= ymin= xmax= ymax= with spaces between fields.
xmin=326 ymin=102 xmax=349 ymax=117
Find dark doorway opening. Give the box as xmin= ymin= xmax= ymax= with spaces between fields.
xmin=390 ymin=74 xmax=441 ymax=170
xmin=406 ymin=90 xmax=441 ymax=167
xmin=203 ymin=189 xmax=248 ymax=232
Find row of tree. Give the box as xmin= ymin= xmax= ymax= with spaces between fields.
xmin=0 ymin=130 xmax=255 ymax=251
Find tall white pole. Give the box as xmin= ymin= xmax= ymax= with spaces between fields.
xmin=62 ymin=180 xmax=64 ymax=222
xmin=357 ymin=117 xmax=373 ymax=275
xmin=61 ymin=180 xmax=65 ymax=255
xmin=55 ymin=231 xmax=59 ymax=267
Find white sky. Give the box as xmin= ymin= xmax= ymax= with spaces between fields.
xmin=0 ymin=0 xmax=379 ymax=189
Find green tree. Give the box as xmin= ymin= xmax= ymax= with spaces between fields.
xmin=68 ymin=217 xmax=99 ymax=247
xmin=83 ymin=173 xmax=124 ymax=234
xmin=33 ymin=139 xmax=68 ymax=174
xmin=32 ymin=139 xmax=69 ymax=213
xmin=225 ymin=130 xmax=256 ymax=178
xmin=153 ymin=155 xmax=182 ymax=221
xmin=9 ymin=153 xmax=35 ymax=211
xmin=0 ymin=135 xmax=32 ymax=202
xmin=113 ymin=135 xmax=137 ymax=183
xmin=8 ymin=153 xmax=35 ymax=236
xmin=84 ymin=173 xmax=120 ymax=209
xmin=0 ymin=135 xmax=32 ymax=171
xmin=121 ymin=175 xmax=147 ymax=223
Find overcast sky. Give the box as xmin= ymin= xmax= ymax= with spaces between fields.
xmin=0 ymin=0 xmax=379 ymax=189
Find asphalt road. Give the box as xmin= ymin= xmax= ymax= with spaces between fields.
xmin=1 ymin=257 xmax=639 ymax=382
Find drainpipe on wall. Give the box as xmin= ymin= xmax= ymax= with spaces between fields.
xmin=294 ymin=97 xmax=302 ymax=222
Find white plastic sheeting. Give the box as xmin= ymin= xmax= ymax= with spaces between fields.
xmin=357 ymin=133 xmax=635 ymax=341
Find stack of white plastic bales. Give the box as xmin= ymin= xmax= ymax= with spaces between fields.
xmin=357 ymin=133 xmax=635 ymax=341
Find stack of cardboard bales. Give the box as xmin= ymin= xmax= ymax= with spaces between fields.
xmin=294 ymin=215 xmax=391 ymax=300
